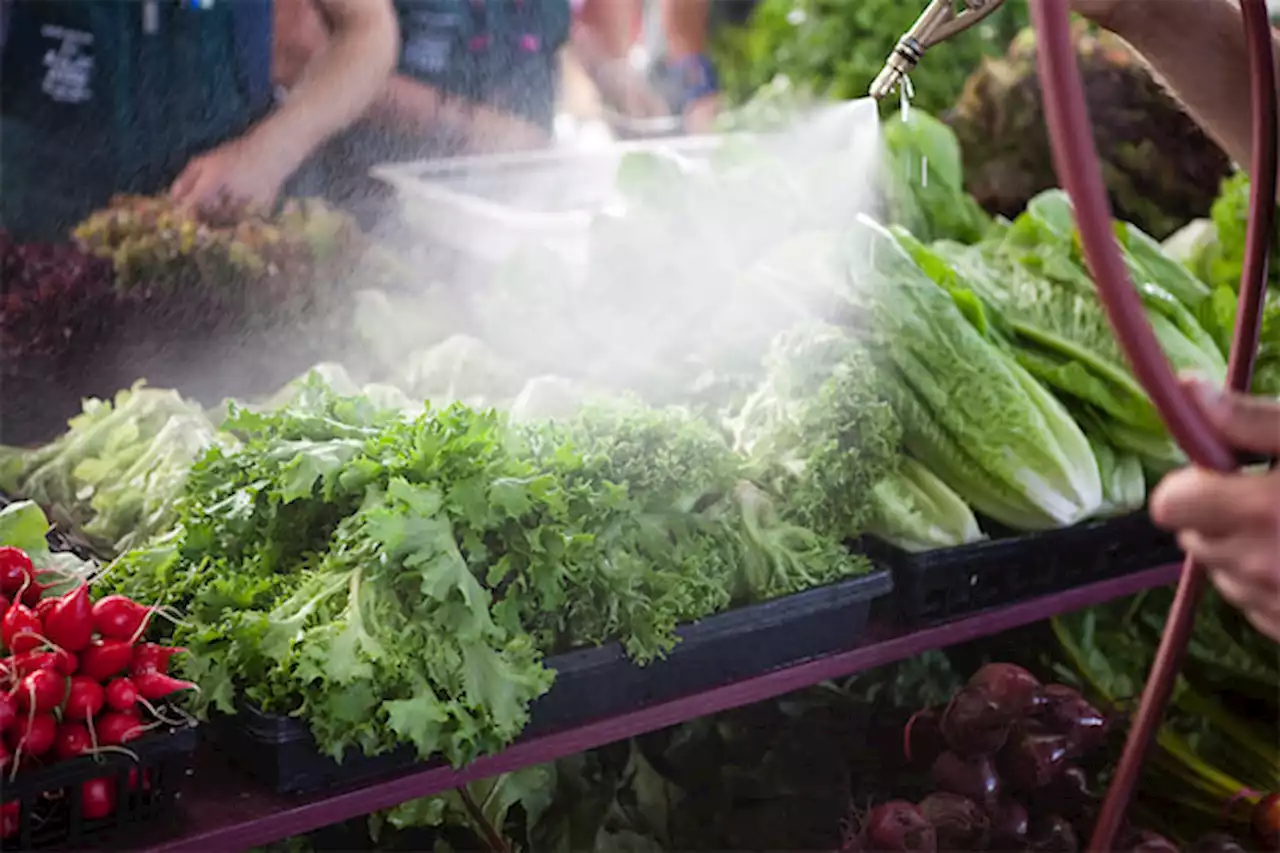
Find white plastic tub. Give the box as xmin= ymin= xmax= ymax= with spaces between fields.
xmin=370 ymin=135 xmax=735 ymax=268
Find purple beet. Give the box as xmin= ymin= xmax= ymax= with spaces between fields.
xmin=941 ymin=686 xmax=1013 ymax=756
xmin=1191 ymin=833 xmax=1250 ymax=853
xmin=918 ymin=793 xmax=990 ymax=852
xmin=861 ymin=801 xmax=937 ymax=853
xmin=1031 ymin=765 xmax=1098 ymax=820
xmin=1130 ymin=830 xmax=1181 ymax=853
xmin=932 ymin=751 xmax=1002 ymax=812
xmin=1029 ymin=815 xmax=1079 ymax=853
xmin=969 ymin=663 xmax=1046 ymax=718
xmin=903 ymin=707 xmax=947 ymax=768
xmin=1040 ymin=685 xmax=1109 ymax=757
xmin=1000 ymin=728 xmax=1072 ymax=791
xmin=989 ymin=797 xmax=1030 ymax=849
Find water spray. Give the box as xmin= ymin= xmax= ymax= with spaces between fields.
xmin=871 ymin=1 xmax=1278 ymax=850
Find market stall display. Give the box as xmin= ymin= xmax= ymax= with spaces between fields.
xmin=0 ymin=45 xmax=1275 ymax=848
xmin=0 ymin=503 xmax=199 ymax=849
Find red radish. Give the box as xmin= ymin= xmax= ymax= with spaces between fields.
xmin=50 ymin=646 xmax=77 ymax=676
xmin=43 ymin=585 xmax=93 ymax=652
xmin=1254 ymin=792 xmax=1280 ymax=849
xmin=1 ymin=604 xmax=43 ymax=655
xmin=0 ymin=801 xmax=17 ymax=840
xmin=19 ymin=582 xmax=45 ymax=609
xmin=131 ymin=671 xmax=197 ymax=701
xmin=0 ymin=547 xmax=34 ymax=596
xmin=0 ymin=693 xmax=15 ymax=733
xmin=63 ymin=676 xmax=104 ymax=721
xmin=0 ymin=740 xmax=10 ymax=774
xmin=16 ymin=670 xmax=64 ymax=714
xmin=0 ymin=594 xmax=9 ymax=615
xmin=80 ymin=777 xmax=117 ymax=820
xmin=11 ymin=712 xmax=56 ymax=756
xmin=54 ymin=721 xmax=92 ymax=760
xmin=131 ymin=643 xmax=187 ymax=676
xmin=861 ymin=801 xmax=937 ymax=853
xmin=91 ymin=595 xmax=152 ymax=642
xmin=78 ymin=638 xmax=134 ymax=681
xmin=95 ymin=712 xmax=144 ymax=746
xmin=5 ymin=650 xmax=56 ymax=679
xmin=104 ymin=677 xmax=138 ymax=712
xmin=34 ymin=597 xmax=56 ymax=622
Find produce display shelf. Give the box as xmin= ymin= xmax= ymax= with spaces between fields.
xmin=123 ymin=561 xmax=1183 ymax=853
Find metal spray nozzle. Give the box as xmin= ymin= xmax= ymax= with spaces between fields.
xmin=869 ymin=0 xmax=1007 ymax=101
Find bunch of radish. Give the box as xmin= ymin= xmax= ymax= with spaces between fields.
xmin=0 ymin=546 xmax=192 ymax=837
xmin=843 ymin=663 xmax=1263 ymax=853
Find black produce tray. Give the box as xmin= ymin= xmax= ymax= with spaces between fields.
xmin=1 ymin=721 xmax=199 ymax=850
xmin=865 ymin=511 xmax=1182 ymax=628
xmin=207 ymin=569 xmax=893 ymax=795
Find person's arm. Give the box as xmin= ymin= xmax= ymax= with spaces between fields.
xmin=366 ymin=75 xmax=551 ymax=154
xmin=1078 ymin=0 xmax=1269 ymax=174
xmin=173 ymin=0 xmax=398 ymax=209
xmin=573 ymin=0 xmax=668 ymax=119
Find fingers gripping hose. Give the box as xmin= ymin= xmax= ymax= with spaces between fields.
xmin=1029 ymin=1 xmax=1277 ymax=850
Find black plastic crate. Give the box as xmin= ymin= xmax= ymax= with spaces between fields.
xmin=1 ymin=721 xmax=198 ymax=850
xmin=207 ymin=569 xmax=893 ymax=794
xmin=866 ymin=511 xmax=1182 ymax=628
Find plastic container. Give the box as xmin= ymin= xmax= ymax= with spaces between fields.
xmin=207 ymin=569 xmax=892 ymax=794
xmin=867 ymin=511 xmax=1182 ymax=627
xmin=369 ymin=136 xmax=735 ymax=269
xmin=1 ymin=721 xmax=199 ymax=850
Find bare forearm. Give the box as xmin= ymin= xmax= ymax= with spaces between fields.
xmin=369 ymin=75 xmax=548 ymax=153
xmin=255 ymin=0 xmax=398 ymax=174
xmin=658 ymin=0 xmax=709 ymax=60
xmin=1108 ymin=0 xmax=1271 ymax=172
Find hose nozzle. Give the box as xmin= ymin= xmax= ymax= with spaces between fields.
xmin=870 ymin=0 xmax=1007 ymax=100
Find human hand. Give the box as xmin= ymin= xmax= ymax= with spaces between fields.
xmin=170 ymin=130 xmax=296 ymax=215
xmin=682 ymin=94 xmax=722 ymax=135
xmin=597 ymin=60 xmax=670 ymax=120
xmin=1150 ymin=378 xmax=1280 ymax=642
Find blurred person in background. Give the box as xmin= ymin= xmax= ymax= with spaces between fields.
xmin=1072 ymin=0 xmax=1280 ymax=642
xmin=573 ymin=0 xmax=747 ymax=134
xmin=0 ymin=0 xmax=398 ymax=241
xmin=276 ymin=0 xmax=571 ymax=229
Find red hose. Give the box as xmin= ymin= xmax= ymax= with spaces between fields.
xmin=1029 ymin=1 xmax=1277 ymax=850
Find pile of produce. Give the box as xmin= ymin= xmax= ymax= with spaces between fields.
xmin=0 ymin=233 xmax=117 ymax=370
xmin=711 ymin=0 xmax=1028 ymax=118
xmin=1055 ymin=592 xmax=1280 ymax=847
xmin=846 ymin=662 xmax=1269 ymax=853
xmin=893 ymin=188 xmax=1228 ymax=479
xmin=1162 ymin=170 xmax=1280 ymax=397
xmin=946 ymin=25 xmax=1231 ymax=241
xmin=0 ymin=535 xmax=190 ymax=839
xmin=73 ymin=194 xmax=364 ymax=314
xmin=0 ymin=384 xmax=226 ymax=557
xmin=94 ymin=377 xmax=871 ymax=766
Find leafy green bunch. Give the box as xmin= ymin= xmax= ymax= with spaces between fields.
xmin=103 ymin=377 xmax=866 ymax=766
